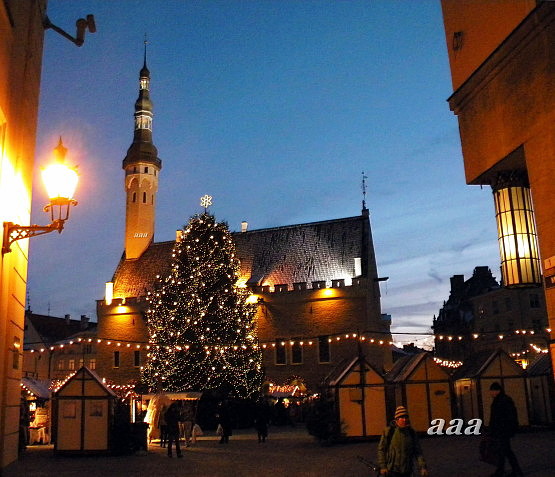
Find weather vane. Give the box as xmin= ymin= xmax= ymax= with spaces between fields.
xmin=200 ymin=194 xmax=213 ymax=211
xmin=361 ymin=171 xmax=368 ymax=210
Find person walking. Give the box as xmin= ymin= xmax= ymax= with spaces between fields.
xmin=165 ymin=401 xmax=183 ymax=458
xmin=158 ymin=404 xmax=168 ymax=448
xmin=377 ymin=405 xmax=428 ymax=477
xmin=488 ymin=382 xmax=523 ymax=477
xmin=254 ymin=397 xmax=270 ymax=443
xmin=216 ymin=400 xmax=232 ymax=444
xmin=180 ymin=403 xmax=195 ymax=447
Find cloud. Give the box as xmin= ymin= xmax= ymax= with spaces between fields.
xmin=427 ymin=268 xmax=443 ymax=283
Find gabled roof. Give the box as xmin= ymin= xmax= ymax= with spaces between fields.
xmin=325 ymin=357 xmax=354 ymax=384
xmin=25 ymin=312 xmax=97 ymax=345
xmin=326 ymin=355 xmax=384 ymax=386
xmin=21 ymin=377 xmax=51 ymax=400
xmin=452 ymin=349 xmax=523 ymax=380
xmin=386 ymin=353 xmax=430 ymax=382
xmin=54 ymin=366 xmax=117 ymax=397
xmin=451 ymin=350 xmax=496 ymax=380
xmin=526 ymin=353 xmax=551 ymax=376
xmin=113 ymin=214 xmax=373 ymax=298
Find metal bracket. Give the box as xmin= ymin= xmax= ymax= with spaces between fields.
xmin=43 ymin=14 xmax=96 ymax=47
xmin=2 ymin=221 xmax=63 ymax=255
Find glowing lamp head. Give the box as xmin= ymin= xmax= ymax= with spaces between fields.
xmin=42 ymin=163 xmax=78 ymax=201
xmin=42 ymin=138 xmax=78 ymax=201
xmin=42 ymin=138 xmax=79 ymax=225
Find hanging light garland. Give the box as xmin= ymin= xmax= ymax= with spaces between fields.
xmin=24 ymin=325 xmax=550 ymax=356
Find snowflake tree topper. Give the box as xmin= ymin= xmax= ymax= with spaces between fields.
xmin=200 ymin=194 xmax=213 ymax=211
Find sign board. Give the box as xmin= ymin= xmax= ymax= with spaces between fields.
xmin=545 ymin=275 xmax=555 ymax=289
xmin=544 ymin=255 xmax=555 ymax=271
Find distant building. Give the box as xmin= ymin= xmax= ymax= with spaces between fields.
xmin=433 ymin=266 xmax=549 ymax=366
xmin=441 ymin=0 xmax=555 ymax=378
xmin=23 ymin=312 xmax=97 ymax=381
xmin=93 ymin=57 xmax=391 ymax=392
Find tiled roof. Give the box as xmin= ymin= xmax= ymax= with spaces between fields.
xmin=112 ymin=243 xmax=175 ymax=298
xmin=26 ymin=313 xmax=97 ymax=345
xmin=113 ymin=214 xmax=373 ymax=298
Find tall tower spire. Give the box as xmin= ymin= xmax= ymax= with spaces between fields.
xmin=122 ymin=41 xmax=162 ymax=259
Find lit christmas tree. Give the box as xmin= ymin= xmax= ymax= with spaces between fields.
xmin=142 ymin=208 xmax=263 ymax=398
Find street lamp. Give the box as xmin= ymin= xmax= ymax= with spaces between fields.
xmin=2 ymin=138 xmax=78 ymax=254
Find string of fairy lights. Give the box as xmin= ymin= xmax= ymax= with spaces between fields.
xmin=21 ymin=372 xmax=140 ymax=400
xmin=23 ymin=326 xmax=551 ymax=356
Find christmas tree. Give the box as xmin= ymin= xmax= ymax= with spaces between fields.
xmin=142 ymin=211 xmax=263 ymax=398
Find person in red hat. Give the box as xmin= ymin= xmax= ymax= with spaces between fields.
xmin=377 ymin=405 xmax=428 ymax=476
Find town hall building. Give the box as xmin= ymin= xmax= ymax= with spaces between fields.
xmin=63 ymin=55 xmax=391 ymax=393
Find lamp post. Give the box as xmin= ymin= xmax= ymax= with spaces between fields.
xmin=2 ymin=137 xmax=78 ymax=254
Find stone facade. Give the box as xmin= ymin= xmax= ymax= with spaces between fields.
xmin=95 ymin=213 xmax=392 ymax=392
xmin=433 ymin=267 xmax=549 ymax=364
xmin=441 ymin=1 xmax=555 ymax=379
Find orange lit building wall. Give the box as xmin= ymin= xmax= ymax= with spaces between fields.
xmin=441 ymin=0 xmax=536 ymax=90
xmin=442 ymin=2 xmax=555 ymax=379
xmin=95 ymin=298 xmax=148 ymax=385
xmin=254 ymin=282 xmax=391 ymax=388
xmin=0 ymin=0 xmax=46 ymax=469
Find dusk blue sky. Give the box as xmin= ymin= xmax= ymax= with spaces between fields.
xmin=28 ymin=1 xmax=499 ymax=347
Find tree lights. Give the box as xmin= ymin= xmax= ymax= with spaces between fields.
xmin=141 ymin=212 xmax=263 ymax=397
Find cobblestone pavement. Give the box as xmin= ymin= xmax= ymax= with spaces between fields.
xmin=3 ymin=426 xmax=554 ymax=477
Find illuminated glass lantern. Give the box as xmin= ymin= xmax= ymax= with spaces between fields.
xmin=492 ymin=171 xmax=541 ymax=287
xmin=2 ymin=137 xmax=78 ymax=254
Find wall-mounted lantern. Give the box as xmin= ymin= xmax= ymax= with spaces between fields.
xmin=492 ymin=170 xmax=541 ymax=287
xmin=2 ymin=138 xmax=78 ymax=254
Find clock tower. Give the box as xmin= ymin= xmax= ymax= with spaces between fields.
xmin=122 ymin=47 xmax=162 ymax=259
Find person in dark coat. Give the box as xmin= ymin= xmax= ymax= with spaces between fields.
xmin=216 ymin=400 xmax=232 ymax=444
xmin=488 ymin=382 xmax=523 ymax=477
xmin=254 ymin=398 xmax=270 ymax=443
xmin=164 ymin=402 xmax=182 ymax=458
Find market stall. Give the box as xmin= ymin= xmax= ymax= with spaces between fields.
xmin=52 ymin=367 xmax=116 ymax=454
xmin=21 ymin=377 xmax=52 ymax=445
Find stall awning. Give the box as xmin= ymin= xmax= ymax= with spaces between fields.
xmin=142 ymin=392 xmax=202 ymax=401
xmin=21 ymin=377 xmax=51 ymax=399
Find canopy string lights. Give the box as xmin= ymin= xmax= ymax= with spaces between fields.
xmin=23 ymin=326 xmax=550 ymax=354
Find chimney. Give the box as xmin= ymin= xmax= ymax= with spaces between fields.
xmin=241 ymin=221 xmax=248 ymax=233
xmin=64 ymin=314 xmax=71 ymax=325
xmin=80 ymin=315 xmax=90 ymax=330
xmin=450 ymin=275 xmax=465 ymax=297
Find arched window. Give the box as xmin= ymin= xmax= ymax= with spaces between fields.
xmin=143 ymin=192 xmax=147 ymax=203
xmin=132 ymin=192 xmax=137 ymax=203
